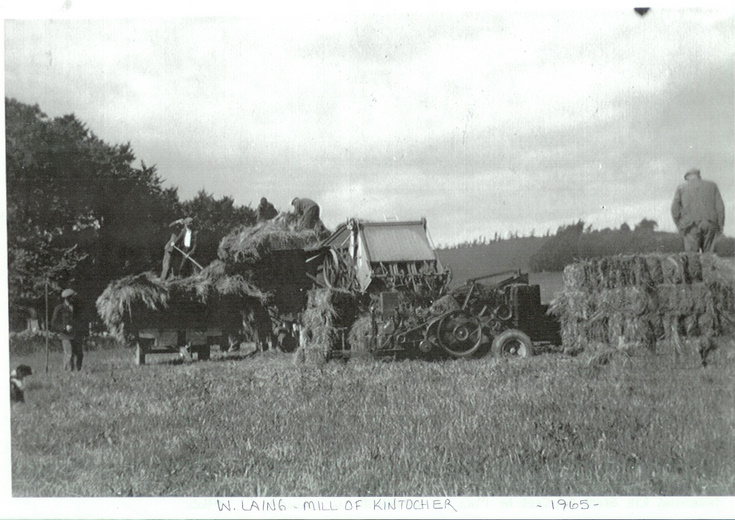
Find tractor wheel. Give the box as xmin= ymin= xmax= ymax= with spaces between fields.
xmin=491 ymin=329 xmax=534 ymax=358
xmin=435 ymin=310 xmax=483 ymax=358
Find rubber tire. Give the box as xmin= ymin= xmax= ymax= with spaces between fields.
xmin=491 ymin=329 xmax=534 ymax=358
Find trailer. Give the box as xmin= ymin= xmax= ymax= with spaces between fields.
xmin=129 ymin=295 xmax=244 ymax=365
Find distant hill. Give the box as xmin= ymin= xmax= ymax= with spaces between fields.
xmin=437 ymin=227 xmax=734 ymax=295
xmin=437 ymin=236 xmax=549 ymax=288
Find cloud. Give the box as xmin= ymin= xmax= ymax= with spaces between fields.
xmin=4 ymin=10 xmax=734 ymax=245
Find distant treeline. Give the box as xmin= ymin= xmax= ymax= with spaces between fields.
xmin=438 ymin=219 xmax=734 ymax=278
xmin=529 ymin=220 xmax=734 ymax=272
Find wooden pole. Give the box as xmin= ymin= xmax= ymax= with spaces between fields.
xmin=45 ymin=279 xmax=49 ymax=373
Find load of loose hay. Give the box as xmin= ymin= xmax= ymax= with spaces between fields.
xmin=217 ymin=219 xmax=323 ymax=269
xmin=300 ymin=288 xmax=363 ymax=363
xmin=550 ymin=253 xmax=734 ymax=363
xmin=96 ymin=261 xmax=267 ymax=342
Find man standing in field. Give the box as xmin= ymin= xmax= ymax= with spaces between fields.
xmin=671 ymin=168 xmax=725 ymax=253
xmin=51 ymin=288 xmax=84 ymax=372
xmin=291 ymin=197 xmax=321 ymax=230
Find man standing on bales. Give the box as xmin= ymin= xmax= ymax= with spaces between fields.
xmin=257 ymin=197 xmax=278 ymax=222
xmin=51 ymin=288 xmax=84 ymax=372
xmin=161 ymin=216 xmax=200 ymax=279
xmin=291 ymin=197 xmax=321 ymax=230
xmin=671 ymin=168 xmax=725 ymax=253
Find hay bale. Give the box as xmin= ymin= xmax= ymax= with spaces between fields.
xmin=645 ymin=256 xmax=664 ymax=285
xmin=661 ymin=255 xmax=685 ymax=284
xmin=347 ymin=314 xmax=375 ymax=355
xmin=631 ymin=255 xmax=651 ymax=287
xmin=595 ymin=258 xmax=611 ymax=289
xmin=683 ymin=314 xmax=699 ymax=337
xmin=302 ymin=345 xmax=328 ymax=365
xmin=562 ymin=263 xmax=587 ymax=291
xmin=648 ymin=313 xmax=665 ymax=341
xmin=301 ymin=288 xmax=363 ymax=357
xmin=292 ymin=347 xmax=306 ymax=365
xmin=552 ymin=253 xmax=734 ymax=359
xmin=684 ymin=254 xmax=703 ymax=283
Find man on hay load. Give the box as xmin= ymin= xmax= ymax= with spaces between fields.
xmin=291 ymin=197 xmax=321 ymax=230
xmin=161 ymin=216 xmax=202 ymax=279
xmin=257 ymin=197 xmax=278 ymax=222
xmin=671 ymin=168 xmax=725 ymax=253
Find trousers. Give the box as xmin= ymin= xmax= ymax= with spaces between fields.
xmin=61 ymin=337 xmax=84 ymax=371
xmin=683 ymin=220 xmax=718 ymax=253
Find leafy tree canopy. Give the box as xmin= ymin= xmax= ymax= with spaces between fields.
xmin=5 ymin=98 xmax=254 ymax=329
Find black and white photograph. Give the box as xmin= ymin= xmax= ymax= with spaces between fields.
xmin=2 ymin=2 xmax=734 ymax=518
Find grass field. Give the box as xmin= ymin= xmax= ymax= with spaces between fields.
xmin=10 ymin=338 xmax=735 ymax=497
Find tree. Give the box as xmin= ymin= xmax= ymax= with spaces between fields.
xmin=179 ymin=190 xmax=257 ymax=265
xmin=5 ymin=98 xmax=179 ymax=328
xmin=634 ymin=218 xmax=658 ymax=233
xmin=528 ymin=221 xmax=585 ymax=272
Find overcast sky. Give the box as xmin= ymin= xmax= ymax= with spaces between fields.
xmin=3 ymin=5 xmax=735 ymax=245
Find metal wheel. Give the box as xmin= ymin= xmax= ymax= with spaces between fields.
xmin=491 ymin=329 xmax=534 ymax=358
xmin=435 ymin=310 xmax=483 ymax=358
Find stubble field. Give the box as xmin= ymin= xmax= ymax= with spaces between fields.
xmin=10 ymin=338 xmax=735 ymax=497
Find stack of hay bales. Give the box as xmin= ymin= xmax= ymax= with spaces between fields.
xmin=297 ymin=288 xmax=363 ymax=364
xmin=550 ymin=253 xmax=734 ymax=362
xmin=96 ymin=260 xmax=267 ymax=342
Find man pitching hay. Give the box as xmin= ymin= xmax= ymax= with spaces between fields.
xmin=161 ymin=216 xmax=200 ymax=279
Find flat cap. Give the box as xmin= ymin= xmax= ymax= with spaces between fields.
xmin=61 ymin=288 xmax=77 ymax=298
xmin=684 ymin=168 xmax=700 ymax=179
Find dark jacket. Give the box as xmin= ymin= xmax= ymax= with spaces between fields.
xmin=257 ymin=201 xmax=278 ymax=222
xmin=293 ymin=197 xmax=319 ymax=216
xmin=51 ymin=302 xmax=79 ymax=339
xmin=671 ymin=178 xmax=725 ymax=232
